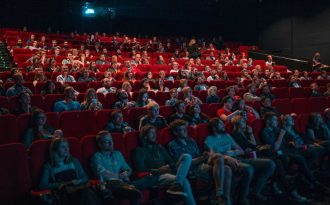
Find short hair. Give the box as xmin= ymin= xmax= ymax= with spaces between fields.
xmin=139 ymin=124 xmax=155 ymax=139
xmin=96 ymin=130 xmax=111 ymax=143
xmin=174 ymin=100 xmax=185 ymax=109
xmin=221 ymin=95 xmax=234 ymax=104
xmin=169 ymin=119 xmax=188 ymax=136
xmin=208 ymin=117 xmax=222 ymax=131
xmin=264 ymin=112 xmax=277 ymax=124
xmin=110 ymin=110 xmax=122 ymax=121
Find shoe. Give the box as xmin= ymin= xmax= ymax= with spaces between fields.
xmin=291 ymin=190 xmax=310 ymax=203
xmin=237 ymin=198 xmax=250 ymax=205
xmin=166 ymin=183 xmax=187 ymax=198
xmin=212 ymin=195 xmax=225 ymax=205
xmin=272 ymin=182 xmax=283 ymax=195
xmin=250 ymin=193 xmax=267 ymax=202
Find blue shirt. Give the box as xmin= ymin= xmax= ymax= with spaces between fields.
xmin=167 ymin=138 xmax=201 ymax=161
xmin=54 ymin=100 xmax=80 ymax=112
xmin=205 ymin=134 xmax=236 ymax=154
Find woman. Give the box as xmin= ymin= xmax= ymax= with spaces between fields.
xmin=186 ymin=103 xmax=208 ymax=126
xmin=39 ymin=137 xmax=101 ymax=205
xmin=177 ymin=79 xmax=188 ymax=92
xmin=136 ymin=89 xmax=154 ymax=108
xmin=306 ymin=113 xmax=330 ymax=151
xmin=105 ymin=110 xmax=133 ymax=133
xmin=232 ymin=98 xmax=260 ymax=125
xmin=40 ymin=80 xmax=57 ymax=96
xmin=122 ymin=70 xmax=136 ymax=83
xmin=182 ymin=87 xmax=202 ymax=105
xmin=33 ymin=72 xmax=47 ymax=86
xmin=146 ymin=72 xmax=156 ymax=83
xmin=12 ymin=91 xmax=33 ymax=115
xmin=141 ymin=78 xmax=152 ymax=91
xmin=80 ymin=88 xmax=103 ymax=111
xmin=156 ymin=79 xmax=169 ymax=92
xmin=206 ymin=86 xmax=221 ymax=103
xmin=23 ymin=109 xmax=55 ymax=148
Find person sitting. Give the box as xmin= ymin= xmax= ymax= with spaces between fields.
xmin=300 ymin=71 xmax=312 ymax=80
xmin=122 ymin=70 xmax=136 ymax=83
xmin=306 ymin=113 xmax=330 ymax=153
xmin=133 ymin=125 xmax=197 ymax=205
xmin=288 ymin=76 xmax=301 ymax=88
xmin=165 ymin=88 xmax=179 ymax=107
xmin=205 ymin=118 xmax=275 ymax=205
xmin=80 ymin=88 xmax=103 ymax=111
xmin=138 ymin=102 xmax=167 ymax=130
xmin=105 ymin=110 xmax=133 ymax=133
xmin=182 ymin=87 xmax=202 ymax=105
xmin=231 ymin=115 xmax=309 ymax=202
xmin=167 ymin=100 xmax=190 ymax=125
xmin=140 ymin=78 xmax=153 ymax=91
xmin=261 ymin=113 xmax=329 ymax=194
xmin=325 ymin=108 xmax=330 ymax=130
xmin=217 ymin=96 xmax=242 ymax=122
xmin=78 ymin=69 xmax=96 ymax=83
xmin=317 ymin=70 xmax=330 ymax=80
xmin=54 ymin=86 xmax=80 ymax=112
xmin=135 ymin=89 xmax=154 ymax=108
xmin=90 ymin=131 xmax=158 ymax=203
xmin=206 ymin=69 xmax=220 ymax=82
xmin=56 ymin=65 xmax=76 ymax=84
xmin=281 ymin=114 xmax=327 ymax=167
xmin=243 ymin=84 xmax=261 ymax=103
xmin=310 ymin=82 xmax=323 ymax=97
xmin=156 ymin=79 xmax=169 ymax=92
xmin=39 ymin=137 xmax=102 ymax=205
xmin=194 ymin=76 xmax=208 ymax=91
xmin=40 ymin=80 xmax=58 ymax=96
xmin=259 ymin=96 xmax=281 ymax=118
xmin=206 ymin=86 xmax=221 ymax=103
xmin=177 ymin=79 xmax=188 ymax=92
xmin=265 ymin=55 xmax=275 ymax=67
xmin=259 ymin=84 xmax=275 ymax=100
xmin=186 ymin=103 xmax=208 ymax=126
xmin=167 ymin=119 xmax=232 ymax=205
xmin=226 ymin=86 xmax=240 ymax=100
xmin=96 ymin=78 xmax=117 ymax=96
xmin=324 ymin=83 xmax=330 ymax=96
xmin=232 ymin=98 xmax=260 ymax=125
xmin=95 ymin=54 xmax=110 ymax=65
xmin=6 ymin=73 xmax=33 ymax=97
xmin=23 ymin=109 xmax=56 ymax=148
xmin=12 ymin=91 xmax=34 ymax=115
xmin=112 ymin=89 xmax=136 ymax=109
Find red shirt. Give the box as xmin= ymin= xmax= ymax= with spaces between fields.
xmin=217 ymin=108 xmax=232 ymax=119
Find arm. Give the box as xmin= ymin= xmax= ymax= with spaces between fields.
xmin=39 ymin=163 xmax=58 ymax=190
xmin=219 ymin=110 xmax=241 ymax=122
xmin=226 ymin=137 xmax=244 ymax=157
xmin=246 ymin=106 xmax=260 ymax=119
xmin=72 ymin=158 xmax=89 ymax=185
xmin=90 ymin=153 xmax=119 ymax=180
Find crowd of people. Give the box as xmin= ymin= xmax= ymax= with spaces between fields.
xmin=1 ymin=29 xmax=330 ymax=205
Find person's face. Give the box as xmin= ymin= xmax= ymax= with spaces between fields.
xmin=113 ymin=113 xmax=124 ymax=125
xmin=57 ymin=141 xmax=69 ymax=158
xmin=62 ymin=67 xmax=69 ymax=75
xmin=87 ymin=90 xmax=96 ymax=100
xmin=193 ymin=104 xmax=201 ymax=114
xmin=250 ymin=85 xmax=256 ymax=93
xmin=37 ymin=113 xmax=47 ymax=126
xmin=238 ymin=100 xmax=245 ymax=110
xmin=197 ymin=77 xmax=203 ymax=84
xmin=146 ymin=128 xmax=157 ymax=144
xmin=49 ymin=82 xmax=56 ymax=91
xmin=148 ymin=106 xmax=159 ymax=118
xmin=143 ymin=80 xmax=150 ymax=88
xmin=98 ymin=134 xmax=113 ymax=152
xmin=225 ymin=99 xmax=234 ymax=110
xmin=228 ymin=88 xmax=235 ymax=97
xmin=142 ymin=93 xmax=148 ymax=102
xmin=269 ymin=116 xmax=278 ymax=128
xmin=174 ymin=125 xmax=188 ymax=139
xmin=263 ymin=86 xmax=270 ymax=94
xmin=262 ymin=98 xmax=271 ymax=107
xmin=147 ymin=72 xmax=153 ymax=79
xmin=83 ymin=71 xmax=89 ymax=77
xmin=65 ymin=88 xmax=75 ymax=99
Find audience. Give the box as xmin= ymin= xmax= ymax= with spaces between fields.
xmin=217 ymin=96 xmax=242 ymax=122
xmin=96 ymin=78 xmax=117 ymax=96
xmin=80 ymin=88 xmax=103 ymax=111
xmin=186 ymin=103 xmax=209 ymax=126
xmin=56 ymin=65 xmax=76 ymax=84
xmin=206 ymin=86 xmax=221 ymax=103
xmin=165 ymin=88 xmax=179 ymax=106
xmin=105 ymin=110 xmax=133 ymax=133
xmin=40 ymin=80 xmax=57 ymax=96
xmin=243 ymin=83 xmax=261 ymax=103
xmin=232 ymin=98 xmax=260 ymax=125
xmin=12 ymin=91 xmax=33 ymax=115
xmin=138 ymin=102 xmax=167 ymax=130
xmin=6 ymin=73 xmax=33 ymax=97
xmin=54 ymin=86 xmax=80 ymax=112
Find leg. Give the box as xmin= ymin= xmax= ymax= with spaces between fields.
xmin=210 ymin=154 xmax=225 ymax=196
xmin=131 ymin=175 xmax=159 ymax=191
xmin=223 ymin=165 xmax=232 ymax=204
xmin=236 ymin=162 xmax=254 ymax=199
xmin=175 ymin=153 xmax=192 ymax=185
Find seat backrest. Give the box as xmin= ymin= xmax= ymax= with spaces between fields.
xmin=95 ymin=109 xmax=114 ymax=132
xmin=0 ymin=114 xmax=18 ymax=144
xmin=196 ymin=123 xmax=209 ymax=151
xmin=0 ymin=96 xmax=9 ymax=109
xmin=272 ymin=87 xmax=289 ymax=99
xmin=59 ymin=111 xmax=97 ymax=138
xmin=290 ymin=98 xmax=310 ymax=114
xmin=289 ymin=87 xmax=307 ymax=98
xmin=309 ymin=97 xmax=327 ymax=113
xmin=252 ymin=119 xmax=265 ymax=142
xmin=272 ymin=98 xmax=292 ymax=114
xmin=124 ymin=131 xmax=140 ymax=164
xmin=298 ymin=113 xmax=310 ymax=134
xmin=16 ymin=113 xmax=32 ymax=141
xmin=128 ymin=107 xmax=147 ymax=129
xmin=0 ymin=143 xmax=31 ymax=205
xmin=44 ymin=94 xmax=64 ymax=112
xmin=155 ymin=92 xmax=171 ymax=106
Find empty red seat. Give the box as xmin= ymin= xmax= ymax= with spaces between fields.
xmin=272 ymin=98 xmax=292 ymax=114
xmin=95 ymin=109 xmax=114 ymax=131
xmin=207 ymin=80 xmax=227 ymax=89
xmin=272 ymin=87 xmax=289 ymax=99
xmin=207 ymin=103 xmax=222 ymax=118
xmin=45 ymin=112 xmax=59 ymax=129
xmin=59 ymin=111 xmax=97 ymax=138
xmin=66 ymin=82 xmax=87 ymax=93
xmin=251 ymin=119 xmax=265 ymax=142
xmin=291 ymin=98 xmax=310 ymax=114
xmin=0 ymin=114 xmax=18 ymax=144
xmin=298 ymin=114 xmax=309 ymax=134
xmin=127 ymin=107 xmax=147 ymax=129
xmin=104 ymin=92 xmax=117 ymax=109
xmin=309 ymin=97 xmax=327 ymax=113
xmin=0 ymin=143 xmax=31 ymax=205
xmin=155 ymin=92 xmax=171 ymax=105
xmin=289 ymin=88 xmax=307 ymax=98
xmin=123 ymin=131 xmax=140 ymax=163
xmin=159 ymin=106 xmax=175 ymax=119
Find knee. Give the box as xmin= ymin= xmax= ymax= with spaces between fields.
xmin=213 ymin=154 xmax=224 ymax=165
xmin=180 ymin=153 xmax=192 ymax=162
xmin=243 ymin=165 xmax=254 ymax=178
xmin=224 ymin=165 xmax=232 ymax=177
xmin=267 ymin=160 xmax=276 ymax=174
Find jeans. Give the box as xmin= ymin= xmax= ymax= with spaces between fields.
xmin=237 ymin=158 xmax=275 ymax=199
xmin=158 ymin=153 xmax=196 ymax=205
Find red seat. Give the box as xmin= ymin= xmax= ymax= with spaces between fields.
xmin=289 ymin=88 xmax=307 ymax=98
xmin=272 ymin=87 xmax=289 ymax=99
xmin=198 ymin=90 xmax=208 ymax=103
xmin=104 ymin=92 xmax=117 ymax=109
xmin=0 ymin=96 xmax=9 ymax=110
xmin=272 ymin=98 xmax=292 ymax=114
xmin=59 ymin=111 xmax=97 ymax=138
xmin=159 ymin=106 xmax=175 ymax=119
xmin=44 ymin=94 xmax=64 ymax=112
xmin=0 ymin=143 xmax=31 ymax=205
xmin=207 ymin=80 xmax=227 ymax=89
xmin=17 ymin=113 xmax=32 ymax=141
xmin=127 ymin=107 xmax=147 ymax=129
xmin=251 ymin=119 xmax=264 ymax=142
xmin=309 ymin=97 xmax=327 ymax=113
xmin=290 ymin=98 xmax=310 ymax=114
xmin=155 ymin=92 xmax=171 ymax=105
xmin=29 ymin=138 xmax=81 ymax=188
xmin=299 ymin=80 xmax=313 ymax=87
xmin=0 ymin=114 xmax=18 ymax=144
xmin=66 ymin=82 xmax=87 ymax=93
xmin=207 ymin=103 xmax=222 ymax=118
xmin=123 ymin=131 xmax=140 ymax=164
xmin=45 ymin=112 xmax=60 ymax=129
xmin=95 ymin=109 xmax=114 ymax=131
xmin=298 ymin=114 xmax=309 ymax=134
xmin=270 ymin=80 xmax=287 ymax=88
xmin=315 ymin=79 xmax=330 ymax=87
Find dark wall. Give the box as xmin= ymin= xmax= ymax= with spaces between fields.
xmin=257 ymin=0 xmax=330 ymax=65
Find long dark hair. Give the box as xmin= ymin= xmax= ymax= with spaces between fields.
xmin=41 ymin=80 xmax=56 ymax=95
xmin=30 ymin=109 xmax=51 ymax=139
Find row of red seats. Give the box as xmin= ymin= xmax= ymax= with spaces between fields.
xmin=1 ymin=96 xmax=329 ymax=144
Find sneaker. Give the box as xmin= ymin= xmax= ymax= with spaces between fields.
xmin=291 ymin=190 xmax=310 ymax=203
xmin=237 ymin=198 xmax=250 ymax=205
xmin=166 ymin=183 xmax=187 ymax=198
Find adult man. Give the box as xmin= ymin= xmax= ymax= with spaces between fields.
xmin=167 ymin=100 xmax=190 ymax=124
xmin=205 ymin=118 xmax=275 ymax=205
xmin=168 ymin=120 xmax=232 ymax=205
xmin=53 ymin=86 xmax=80 ymax=112
xmin=96 ymin=78 xmax=117 ymax=96
xmin=139 ymin=102 xmax=168 ymax=131
xmin=243 ymin=84 xmax=261 ymax=103
xmin=56 ymin=65 xmax=76 ymax=84
xmin=6 ymin=73 xmax=33 ymax=97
